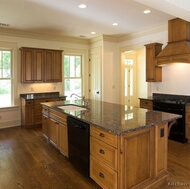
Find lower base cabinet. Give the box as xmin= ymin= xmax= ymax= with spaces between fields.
xmin=90 ymin=123 xmax=168 ymax=189
xmin=42 ymin=106 xmax=68 ymax=157
xmin=42 ymin=106 xmax=168 ymax=189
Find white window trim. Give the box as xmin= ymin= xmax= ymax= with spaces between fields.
xmin=0 ymin=41 xmax=18 ymax=108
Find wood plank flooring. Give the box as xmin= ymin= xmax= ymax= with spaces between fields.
xmin=0 ymin=126 xmax=189 ymax=189
xmin=0 ymin=126 xmax=101 ymax=189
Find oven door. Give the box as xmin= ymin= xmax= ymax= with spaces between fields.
xmin=153 ymin=104 xmax=187 ymax=143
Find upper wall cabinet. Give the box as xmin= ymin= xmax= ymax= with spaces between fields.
xmin=145 ymin=43 xmax=163 ymax=82
xmin=20 ymin=47 xmax=63 ymax=83
xmin=44 ymin=50 xmax=62 ymax=82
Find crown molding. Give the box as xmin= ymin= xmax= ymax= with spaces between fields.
xmin=0 ymin=28 xmax=89 ymax=45
xmin=118 ymin=22 xmax=168 ymax=42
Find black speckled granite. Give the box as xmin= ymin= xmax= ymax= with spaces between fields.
xmin=20 ymin=92 xmax=66 ymax=100
xmin=153 ymin=93 xmax=190 ymax=103
xmin=41 ymin=99 xmax=181 ymax=135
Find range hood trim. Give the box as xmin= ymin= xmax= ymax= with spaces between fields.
xmin=156 ymin=18 xmax=190 ymax=65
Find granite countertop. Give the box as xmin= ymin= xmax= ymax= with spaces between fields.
xmin=20 ymin=92 xmax=67 ymax=100
xmin=41 ymin=99 xmax=181 ymax=135
xmin=139 ymin=96 xmax=153 ymax=100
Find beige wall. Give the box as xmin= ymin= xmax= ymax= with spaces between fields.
xmin=0 ymin=33 xmax=89 ymax=128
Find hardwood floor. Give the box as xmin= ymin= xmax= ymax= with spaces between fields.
xmin=0 ymin=126 xmax=189 ymax=189
xmin=0 ymin=126 xmax=101 ymax=189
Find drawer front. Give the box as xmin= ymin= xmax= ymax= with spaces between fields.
xmin=49 ymin=109 xmax=67 ymax=124
xmin=26 ymin=100 xmax=34 ymax=106
xmin=140 ymin=99 xmax=153 ymax=109
xmin=90 ymin=126 xmax=117 ymax=147
xmin=90 ymin=156 xmax=117 ymax=189
xmin=90 ymin=137 xmax=117 ymax=170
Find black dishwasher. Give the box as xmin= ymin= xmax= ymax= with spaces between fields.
xmin=67 ymin=116 xmax=90 ymax=177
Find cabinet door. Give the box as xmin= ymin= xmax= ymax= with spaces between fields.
xmin=49 ymin=117 xmax=59 ymax=147
xmin=25 ymin=105 xmax=34 ymax=126
xmin=21 ymin=48 xmax=33 ymax=83
xmin=33 ymin=49 xmax=43 ymax=82
xmin=21 ymin=48 xmax=44 ymax=83
xmin=59 ymin=122 xmax=68 ymax=157
xmin=145 ymin=43 xmax=162 ymax=82
xmin=44 ymin=50 xmax=54 ymax=82
xmin=42 ymin=114 xmax=49 ymax=138
xmin=53 ymin=51 xmax=62 ymax=82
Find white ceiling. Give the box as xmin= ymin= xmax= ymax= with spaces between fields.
xmin=0 ymin=0 xmax=189 ymax=39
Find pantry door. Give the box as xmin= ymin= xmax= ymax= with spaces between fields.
xmin=89 ymin=47 xmax=102 ymax=101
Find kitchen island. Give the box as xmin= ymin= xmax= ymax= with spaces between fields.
xmin=41 ymin=99 xmax=181 ymax=189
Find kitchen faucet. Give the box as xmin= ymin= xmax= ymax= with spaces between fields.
xmin=70 ymin=93 xmax=85 ymax=100
xmin=70 ymin=93 xmax=90 ymax=107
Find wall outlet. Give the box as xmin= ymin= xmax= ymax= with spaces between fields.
xmin=0 ymin=115 xmax=2 ymax=120
xmin=31 ymin=87 xmax=34 ymax=91
xmin=54 ymin=86 xmax=56 ymax=90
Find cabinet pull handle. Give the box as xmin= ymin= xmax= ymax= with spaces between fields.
xmin=145 ymin=102 xmax=148 ymax=104
xmin=99 ymin=149 xmax=105 ymax=154
xmin=99 ymin=172 xmax=105 ymax=178
xmin=99 ymin=133 xmax=105 ymax=137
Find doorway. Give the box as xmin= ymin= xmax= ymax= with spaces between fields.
xmin=121 ymin=51 xmax=137 ymax=106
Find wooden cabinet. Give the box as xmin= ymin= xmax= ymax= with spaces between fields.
xmin=139 ymin=99 xmax=153 ymax=110
xmin=21 ymin=97 xmax=62 ymax=128
xmin=20 ymin=47 xmax=63 ymax=83
xmin=42 ymin=113 xmax=49 ymax=138
xmin=90 ymin=123 xmax=168 ymax=189
xmin=90 ymin=126 xmax=118 ymax=189
xmin=21 ymin=99 xmax=34 ymax=127
xmin=145 ymin=43 xmax=163 ymax=82
xmin=44 ymin=50 xmax=62 ymax=82
xmin=118 ymin=123 xmax=168 ymax=189
xmin=185 ymin=104 xmax=190 ymax=143
xmin=43 ymin=108 xmax=68 ymax=157
xmin=20 ymin=47 xmax=44 ymax=83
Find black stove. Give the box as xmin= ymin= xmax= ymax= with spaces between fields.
xmin=153 ymin=93 xmax=188 ymax=143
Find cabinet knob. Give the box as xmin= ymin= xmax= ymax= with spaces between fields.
xmin=99 ymin=133 xmax=105 ymax=137
xmin=99 ymin=149 xmax=105 ymax=154
xmin=99 ymin=172 xmax=105 ymax=178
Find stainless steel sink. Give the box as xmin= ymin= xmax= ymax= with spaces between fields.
xmin=58 ymin=105 xmax=87 ymax=111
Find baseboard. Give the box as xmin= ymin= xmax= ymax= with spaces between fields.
xmin=0 ymin=120 xmax=21 ymax=129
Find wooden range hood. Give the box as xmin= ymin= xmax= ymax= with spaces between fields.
xmin=156 ymin=18 xmax=190 ymax=65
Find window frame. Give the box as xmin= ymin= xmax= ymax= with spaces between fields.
xmin=0 ymin=42 xmax=17 ymax=108
xmin=63 ymin=54 xmax=83 ymax=98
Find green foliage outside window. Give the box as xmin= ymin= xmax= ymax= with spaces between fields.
xmin=64 ymin=55 xmax=82 ymax=97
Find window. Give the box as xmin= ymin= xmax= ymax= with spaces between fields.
xmin=64 ymin=55 xmax=82 ymax=98
xmin=0 ymin=50 xmax=12 ymax=107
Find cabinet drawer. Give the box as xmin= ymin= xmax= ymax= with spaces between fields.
xmin=90 ymin=126 xmax=117 ymax=147
xmin=26 ymin=100 xmax=34 ymax=106
xmin=140 ymin=99 xmax=153 ymax=110
xmin=49 ymin=109 xmax=67 ymax=124
xmin=90 ymin=137 xmax=117 ymax=170
xmin=90 ymin=156 xmax=117 ymax=189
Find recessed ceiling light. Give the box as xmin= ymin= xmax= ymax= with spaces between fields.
xmin=78 ymin=4 xmax=87 ymax=9
xmin=112 ymin=23 xmax=118 ymax=26
xmin=91 ymin=32 xmax=96 ymax=35
xmin=79 ymin=35 xmax=86 ymax=38
xmin=143 ymin=10 xmax=151 ymax=14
